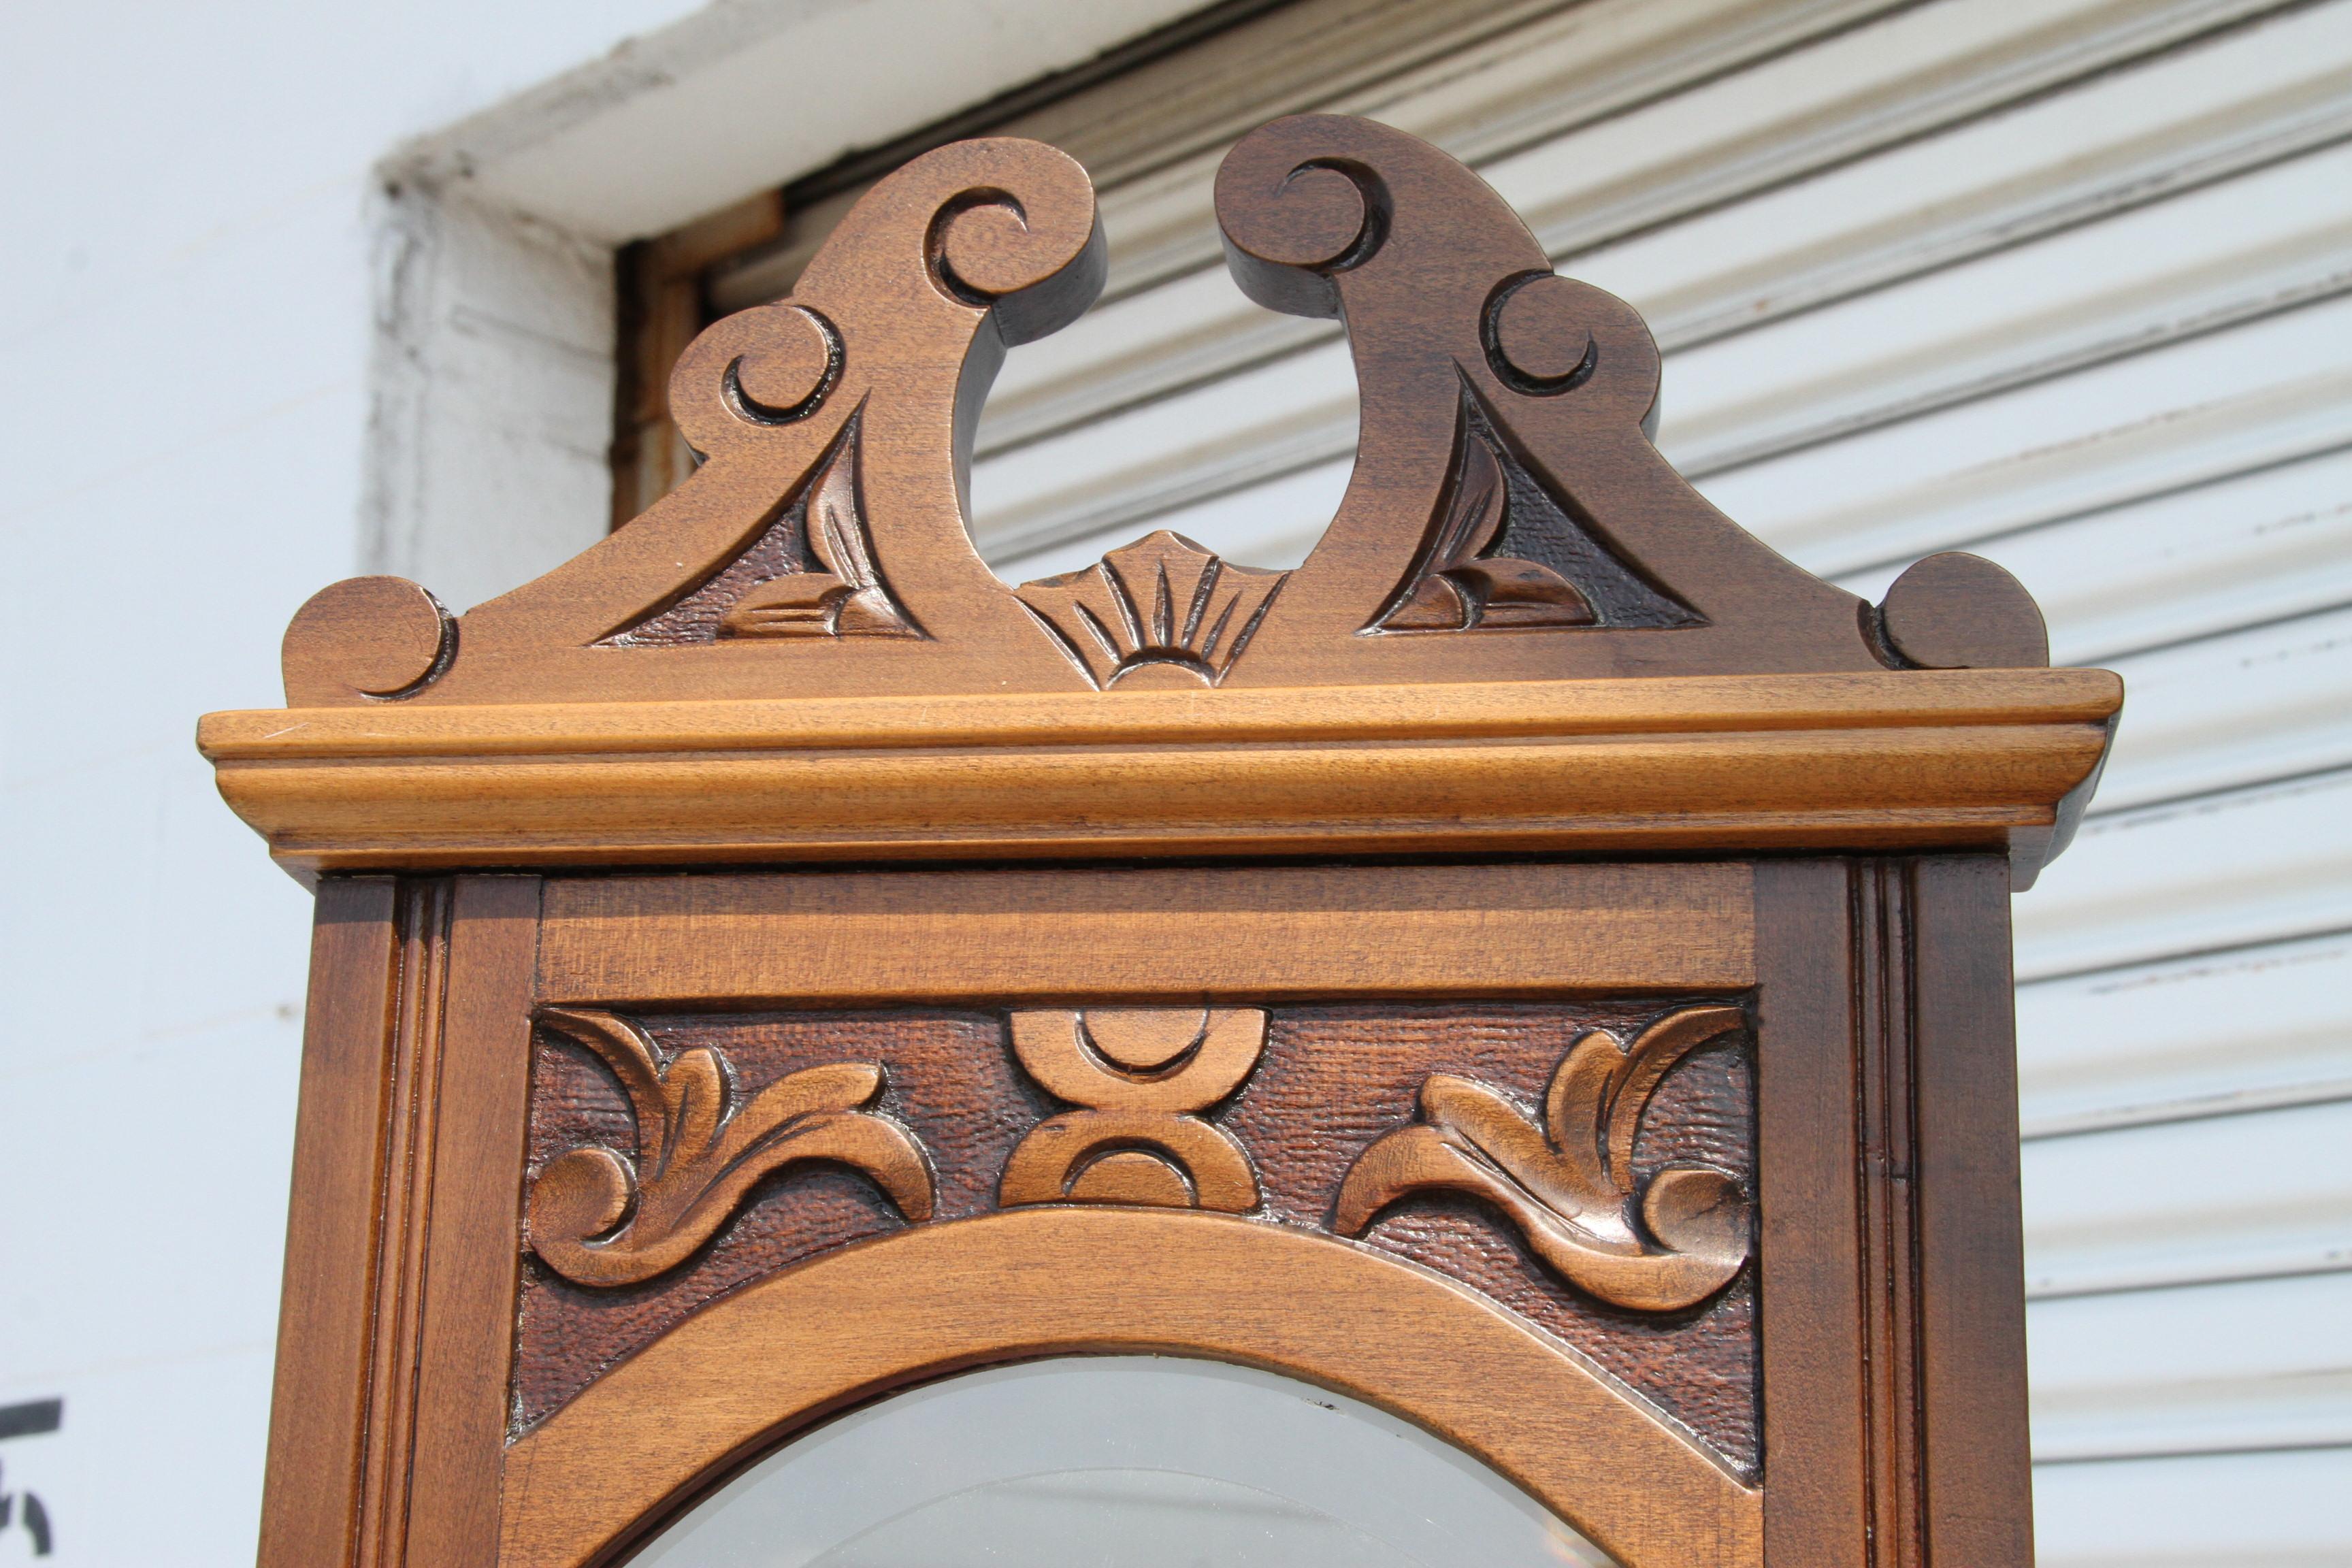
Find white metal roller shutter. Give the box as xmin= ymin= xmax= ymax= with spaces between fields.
xmin=726 ymin=0 xmax=2352 ymax=1554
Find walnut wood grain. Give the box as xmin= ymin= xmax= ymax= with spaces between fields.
xmin=202 ymin=668 xmax=2119 ymax=885
xmin=534 ymin=862 xmax=1755 ymax=1005
xmin=1215 ymin=114 xmax=1876 ymax=683
xmin=257 ymin=878 xmax=399 ymax=1568
xmin=248 ymin=114 xmax=2104 ymax=721
xmin=1910 ymin=857 xmax=2034 ymax=1567
xmin=223 ymin=111 xmax=2076 ymax=1568
xmin=498 ymin=1208 xmax=1762 ymax=1568
xmin=1753 ymin=860 xmax=1869 ymax=1568
xmin=402 ymin=877 xmax=542 ymax=1567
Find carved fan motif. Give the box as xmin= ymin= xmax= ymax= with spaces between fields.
xmin=1017 ymin=531 xmax=1286 ymax=688
xmin=1335 ymin=1005 xmax=1750 ymax=1311
xmin=527 ymin=1008 xmax=934 ymax=1287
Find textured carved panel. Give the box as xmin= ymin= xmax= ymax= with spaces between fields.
xmin=512 ymin=999 xmax=1754 ymax=1473
xmin=1333 ymin=1005 xmax=1750 ymax=1309
xmin=1375 ymin=386 xmax=1699 ymax=634
xmin=1226 ymin=1002 xmax=1757 ymax=1473
xmin=512 ymin=1010 xmax=1047 ymax=1433
xmin=525 ymin=1009 xmax=933 ymax=1287
xmin=609 ymin=411 xmax=919 ymax=646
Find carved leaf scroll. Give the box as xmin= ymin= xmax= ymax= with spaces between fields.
xmin=527 ymin=1008 xmax=934 ymax=1288
xmin=717 ymin=410 xmax=919 ymax=640
xmin=1017 ymin=532 xmax=1286 ymax=688
xmin=1375 ymin=386 xmax=1697 ymax=634
xmin=1000 ymin=1007 xmax=1266 ymax=1209
xmin=1335 ymin=1005 xmax=1750 ymax=1311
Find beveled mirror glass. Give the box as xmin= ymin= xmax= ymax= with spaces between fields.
xmin=632 ymin=1356 xmax=1614 ymax=1566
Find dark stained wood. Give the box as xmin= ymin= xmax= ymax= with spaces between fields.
xmin=1752 ymin=860 xmax=1868 ymax=1568
xmin=1239 ymin=1001 xmax=1758 ymax=1473
xmin=1215 ymin=113 xmax=1882 ymax=682
xmin=1878 ymin=553 xmax=2051 ymax=670
xmin=513 ymin=1009 xmax=1043 ymax=1432
xmin=404 ymin=877 xmax=543 ymax=1567
xmin=1910 ymin=856 xmax=2034 ymax=1567
xmin=511 ymin=999 xmax=1760 ymax=1474
xmin=257 ymin=877 xmax=398 ymax=1568
xmin=500 ymin=1209 xmax=1762 ymax=1568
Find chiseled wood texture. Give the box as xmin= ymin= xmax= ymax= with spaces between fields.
xmin=514 ymin=1009 xmax=1038 ymax=1432
xmin=1238 ymin=1002 xmax=1757 ymax=1472
xmin=262 ymin=115 xmax=2068 ymax=713
xmin=512 ymin=1000 xmax=1757 ymax=1474
xmin=499 ymin=1209 xmax=1762 ymax=1568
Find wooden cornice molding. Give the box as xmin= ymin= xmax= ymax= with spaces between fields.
xmin=203 ymin=112 xmax=2119 ymax=883
xmin=200 ymin=668 xmax=2117 ymax=883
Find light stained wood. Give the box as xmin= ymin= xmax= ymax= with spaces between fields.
xmin=402 ymin=877 xmax=542 ymax=1567
xmin=496 ymin=1207 xmax=1762 ymax=1568
xmin=535 ymin=862 xmax=1755 ymax=1005
xmin=201 ymin=668 xmax=2119 ymax=882
xmin=256 ymin=879 xmax=399 ymax=1568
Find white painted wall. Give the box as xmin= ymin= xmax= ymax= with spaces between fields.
xmin=0 ymin=3 xmax=1202 ymax=1562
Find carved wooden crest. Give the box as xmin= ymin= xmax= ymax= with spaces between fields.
xmin=278 ymin=115 xmax=2048 ymax=710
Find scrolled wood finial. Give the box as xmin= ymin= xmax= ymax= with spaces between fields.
xmin=927 ymin=163 xmax=1106 ymax=346
xmin=1877 ymin=553 xmax=2051 ymax=670
xmin=280 ymin=575 xmax=454 ymax=706
xmin=668 ymin=302 xmax=842 ymax=457
xmin=1216 ymin=137 xmax=1390 ymax=319
xmin=1212 ymin=113 xmax=1884 ymax=683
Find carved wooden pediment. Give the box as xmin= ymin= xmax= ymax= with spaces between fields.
xmin=276 ymin=115 xmax=2054 ymax=706
xmin=207 ymin=115 xmax=2112 ymax=888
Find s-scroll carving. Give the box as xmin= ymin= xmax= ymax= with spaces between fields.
xmin=1000 ymin=1008 xmax=1265 ymax=1210
xmin=527 ymin=1008 xmax=935 ymax=1288
xmin=1334 ymin=1005 xmax=1750 ymax=1311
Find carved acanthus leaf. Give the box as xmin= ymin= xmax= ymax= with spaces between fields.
xmin=1334 ymin=1005 xmax=1750 ymax=1311
xmin=527 ymin=1008 xmax=934 ymax=1287
xmin=1017 ymin=531 xmax=1285 ymax=688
